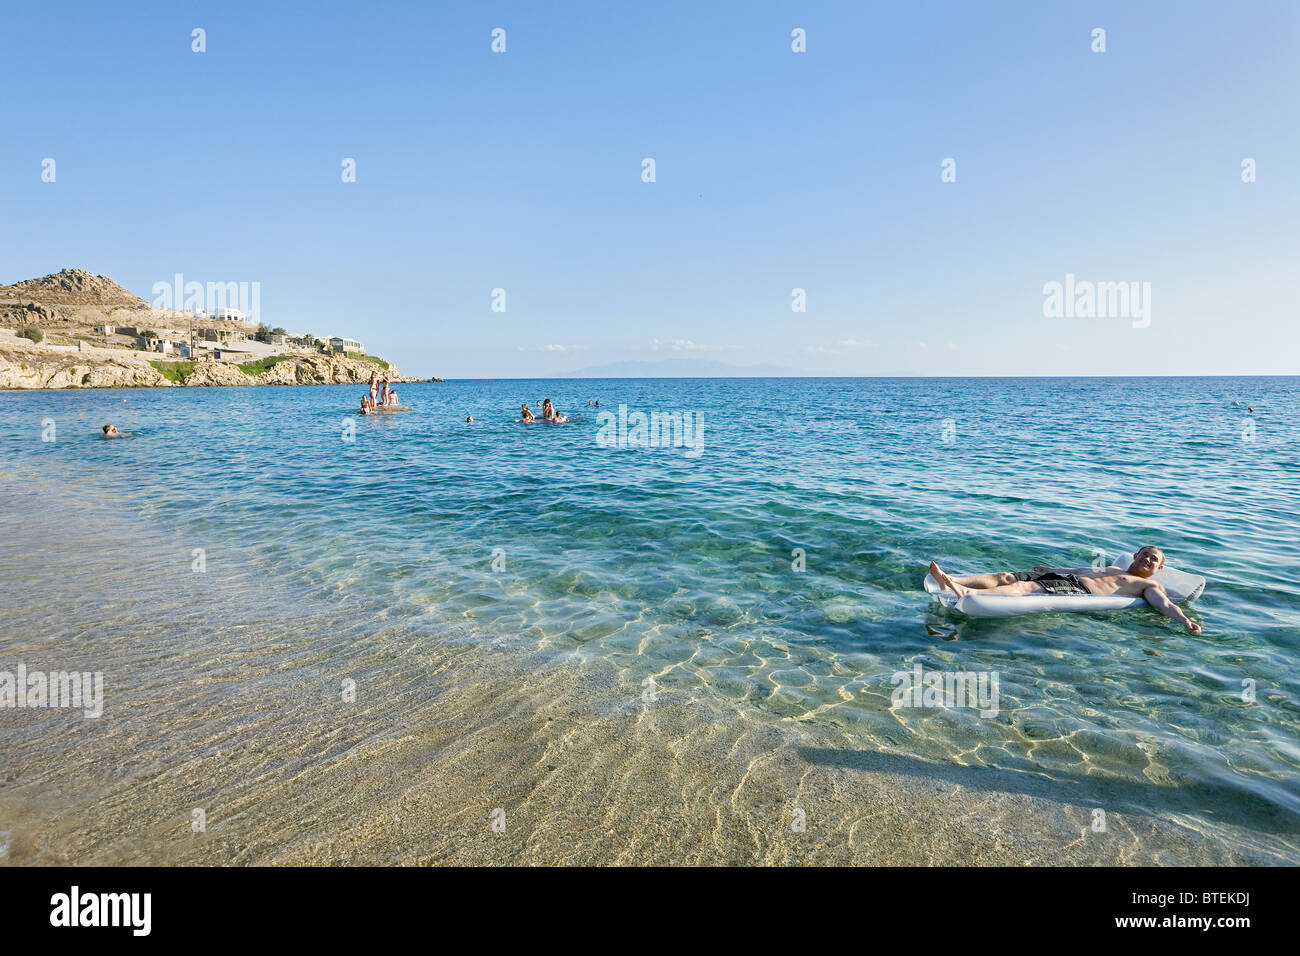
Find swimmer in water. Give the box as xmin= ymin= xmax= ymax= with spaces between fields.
xmin=520 ymin=403 xmax=536 ymax=423
xmin=101 ymin=424 xmax=122 ymax=438
xmin=928 ymin=546 xmax=1201 ymax=634
xmin=466 ymin=416 xmax=474 ymax=423
xmin=541 ymin=399 xmax=567 ymax=423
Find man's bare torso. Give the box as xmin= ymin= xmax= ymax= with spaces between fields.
xmin=1055 ymin=568 xmax=1156 ymax=597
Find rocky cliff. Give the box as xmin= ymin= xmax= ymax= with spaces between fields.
xmin=0 ymin=354 xmax=172 ymax=389
xmin=182 ymin=354 xmax=417 ymax=388
xmin=0 ymin=336 xmax=421 ymax=390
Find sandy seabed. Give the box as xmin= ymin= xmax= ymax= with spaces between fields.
xmin=0 ymin=481 xmax=1287 ymax=866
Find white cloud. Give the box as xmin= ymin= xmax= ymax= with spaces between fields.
xmin=517 ymin=344 xmax=585 ymax=352
xmin=837 ymin=338 xmax=873 ymax=348
xmin=649 ymin=338 xmax=720 ymax=352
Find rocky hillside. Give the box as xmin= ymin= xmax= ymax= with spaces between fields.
xmin=0 ymin=268 xmax=151 ymax=332
xmin=0 ymin=268 xmax=147 ymax=308
xmin=0 ymin=267 xmax=434 ymax=389
xmin=0 ymin=335 xmax=169 ymax=389
xmin=0 ymin=334 xmax=420 ymax=390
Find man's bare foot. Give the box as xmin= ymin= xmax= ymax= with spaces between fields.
xmin=929 ymin=561 xmax=969 ymax=597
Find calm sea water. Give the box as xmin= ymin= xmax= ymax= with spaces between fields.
xmin=1 ymin=376 xmax=1298 ymax=860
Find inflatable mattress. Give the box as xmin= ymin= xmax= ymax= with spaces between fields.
xmin=924 ymin=551 xmax=1206 ymax=618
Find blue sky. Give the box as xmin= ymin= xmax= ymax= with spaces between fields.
xmin=2 ymin=1 xmax=1297 ymax=378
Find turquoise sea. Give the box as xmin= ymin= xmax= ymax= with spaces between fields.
xmin=1 ymin=376 xmax=1297 ymax=864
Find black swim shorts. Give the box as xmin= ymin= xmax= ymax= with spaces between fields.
xmin=1012 ymin=570 xmax=1091 ymax=596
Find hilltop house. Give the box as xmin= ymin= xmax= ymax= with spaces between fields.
xmin=328 ymin=336 xmax=364 ymax=354
xmin=193 ymin=307 xmax=248 ymax=323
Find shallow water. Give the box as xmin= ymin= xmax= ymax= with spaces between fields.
xmin=0 ymin=377 xmax=1297 ymax=863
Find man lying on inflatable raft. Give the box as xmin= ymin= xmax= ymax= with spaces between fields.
xmin=928 ymin=546 xmax=1202 ymax=633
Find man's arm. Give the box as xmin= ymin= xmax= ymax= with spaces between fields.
xmin=1143 ymin=584 xmax=1202 ymax=634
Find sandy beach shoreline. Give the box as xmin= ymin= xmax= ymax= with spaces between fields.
xmin=0 ymin=476 xmax=1288 ymax=866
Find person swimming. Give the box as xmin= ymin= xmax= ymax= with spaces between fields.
xmin=101 ymin=424 xmax=122 ymax=438
xmin=466 ymin=416 xmax=474 ymax=423
xmin=928 ymin=546 xmax=1201 ymax=633
xmin=520 ymin=403 xmax=536 ymax=423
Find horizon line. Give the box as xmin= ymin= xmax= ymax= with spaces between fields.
xmin=432 ymin=372 xmax=1298 ymax=381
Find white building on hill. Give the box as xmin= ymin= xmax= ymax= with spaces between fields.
xmin=328 ymin=336 xmax=364 ymax=354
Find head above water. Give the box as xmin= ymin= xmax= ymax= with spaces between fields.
xmin=1126 ymin=546 xmax=1166 ymax=578
xmin=102 ymin=424 xmax=117 ymax=435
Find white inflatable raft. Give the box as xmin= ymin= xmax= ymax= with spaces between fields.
xmin=924 ymin=552 xmax=1206 ymax=618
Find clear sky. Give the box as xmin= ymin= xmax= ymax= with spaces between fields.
xmin=3 ymin=1 xmax=1297 ymax=378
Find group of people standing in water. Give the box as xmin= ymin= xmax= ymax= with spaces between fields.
xmin=354 ymin=383 xmax=587 ymax=424
xmin=519 ymin=398 xmax=566 ymax=423
xmin=349 ymin=378 xmax=607 ymax=422
xmin=359 ymin=371 xmax=401 ymax=414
